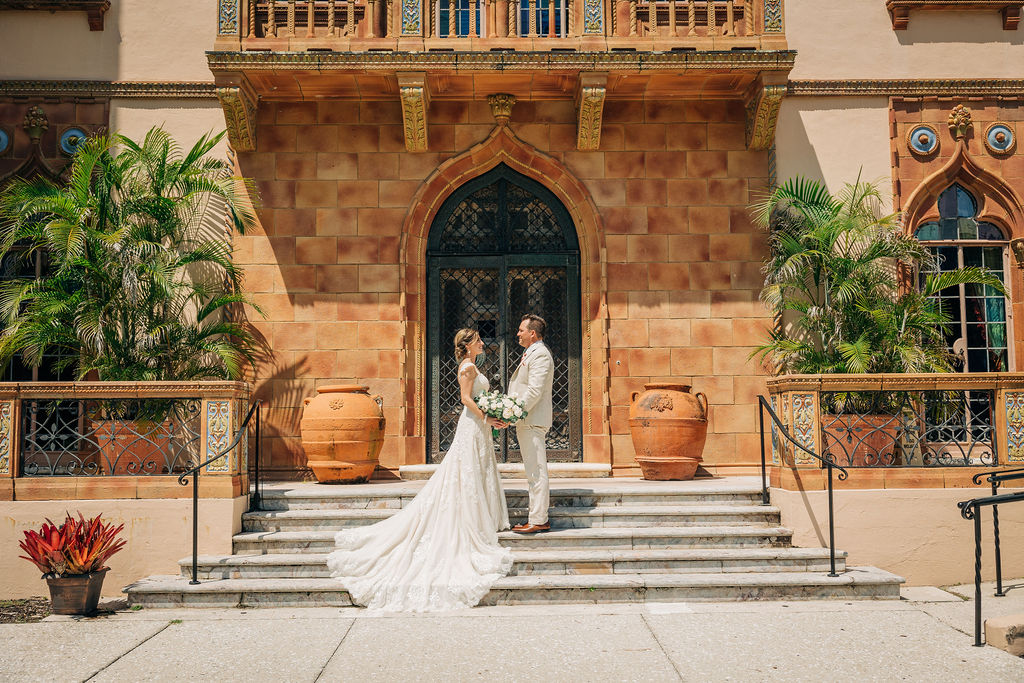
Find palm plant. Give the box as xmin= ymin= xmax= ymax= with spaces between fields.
xmin=752 ymin=177 xmax=1005 ymax=375
xmin=0 ymin=127 xmax=262 ymax=381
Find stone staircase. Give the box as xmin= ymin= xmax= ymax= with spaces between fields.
xmin=124 ymin=478 xmax=903 ymax=607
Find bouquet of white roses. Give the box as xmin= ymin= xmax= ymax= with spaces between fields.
xmin=475 ymin=390 xmax=528 ymax=437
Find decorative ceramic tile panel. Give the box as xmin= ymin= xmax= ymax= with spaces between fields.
xmin=791 ymin=393 xmax=816 ymax=465
xmin=769 ymin=395 xmax=779 ymax=465
xmin=205 ymin=400 xmax=232 ymax=472
xmin=0 ymin=400 xmax=12 ymax=475
xmin=764 ymin=0 xmax=783 ymax=32
xmin=1005 ymin=392 xmax=1024 ymax=462
xmin=402 ymin=0 xmax=422 ymax=34
xmin=219 ymin=0 xmax=240 ymax=35
xmin=583 ymin=0 xmax=603 ymax=34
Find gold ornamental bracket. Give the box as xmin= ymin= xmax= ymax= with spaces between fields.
xmin=397 ymin=73 xmax=430 ymax=153
xmin=744 ymin=75 xmax=787 ymax=151
xmin=575 ymin=73 xmax=608 ymax=152
xmin=215 ymin=77 xmax=258 ymax=152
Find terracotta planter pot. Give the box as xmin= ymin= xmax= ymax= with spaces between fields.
xmin=821 ymin=414 xmax=902 ymax=467
xmin=301 ymin=385 xmax=385 ymax=484
xmin=629 ymin=383 xmax=709 ymax=481
xmin=46 ymin=567 xmax=108 ymax=615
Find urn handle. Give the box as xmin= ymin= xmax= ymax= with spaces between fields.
xmin=304 ymin=398 xmax=311 ymax=406
xmin=631 ymin=391 xmax=640 ymax=403
xmin=695 ymin=391 xmax=708 ymax=420
xmin=372 ymin=394 xmax=384 ymax=410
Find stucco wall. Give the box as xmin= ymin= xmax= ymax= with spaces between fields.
xmin=774 ymin=96 xmax=895 ymax=211
xmin=110 ymin=100 xmax=229 ymax=157
xmin=786 ymin=0 xmax=1024 ymax=80
xmin=0 ymin=0 xmax=216 ymax=81
xmin=773 ymin=486 xmax=1024 ymax=586
xmin=1 ymin=496 xmax=246 ymax=598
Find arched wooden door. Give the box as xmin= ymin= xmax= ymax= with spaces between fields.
xmin=426 ymin=164 xmax=582 ymax=463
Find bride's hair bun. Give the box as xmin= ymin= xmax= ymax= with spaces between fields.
xmin=454 ymin=328 xmax=479 ymax=360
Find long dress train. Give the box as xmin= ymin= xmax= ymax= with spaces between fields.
xmin=326 ymin=361 xmax=512 ymax=611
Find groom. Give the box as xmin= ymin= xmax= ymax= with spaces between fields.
xmin=507 ymin=313 xmax=554 ymax=533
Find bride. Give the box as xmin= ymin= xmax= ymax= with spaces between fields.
xmin=326 ymin=328 xmax=513 ymax=611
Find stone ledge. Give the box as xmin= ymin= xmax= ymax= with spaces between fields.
xmin=985 ymin=613 xmax=1024 ymax=655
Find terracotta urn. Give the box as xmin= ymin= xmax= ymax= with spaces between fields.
xmin=301 ymin=385 xmax=385 ymax=484
xmin=629 ymin=383 xmax=709 ymax=480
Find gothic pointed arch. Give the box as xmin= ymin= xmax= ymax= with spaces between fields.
xmin=903 ymin=139 xmax=1024 ymax=239
xmin=395 ymin=125 xmax=609 ymax=464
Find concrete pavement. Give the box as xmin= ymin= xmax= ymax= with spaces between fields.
xmin=3 ymin=582 xmax=1023 ymax=682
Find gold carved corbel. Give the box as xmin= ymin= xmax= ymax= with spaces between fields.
xmin=398 ymin=73 xmax=430 ymax=153
xmin=744 ymin=78 xmax=787 ymax=151
xmin=216 ymin=80 xmax=258 ymax=152
xmin=576 ymin=73 xmax=608 ymax=151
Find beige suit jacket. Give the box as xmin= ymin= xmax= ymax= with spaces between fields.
xmin=508 ymin=341 xmax=554 ymax=429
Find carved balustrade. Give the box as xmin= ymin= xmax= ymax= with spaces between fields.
xmin=216 ymin=0 xmax=784 ymax=47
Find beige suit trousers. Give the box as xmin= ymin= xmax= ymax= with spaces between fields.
xmin=516 ymin=423 xmax=549 ymax=525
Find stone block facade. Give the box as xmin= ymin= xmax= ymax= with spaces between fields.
xmin=234 ymin=97 xmax=773 ymax=479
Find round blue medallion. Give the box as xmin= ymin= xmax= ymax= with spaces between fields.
xmin=60 ymin=128 xmax=87 ymax=156
xmin=0 ymin=128 xmax=9 ymax=155
xmin=985 ymin=123 xmax=1015 ymax=155
xmin=908 ymin=125 xmax=938 ymax=155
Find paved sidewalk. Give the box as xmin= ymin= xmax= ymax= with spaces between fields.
xmin=2 ymin=582 xmax=1022 ymax=682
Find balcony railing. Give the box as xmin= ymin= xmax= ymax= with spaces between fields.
xmin=766 ymin=374 xmax=1024 ymax=470
xmin=216 ymin=0 xmax=785 ymax=47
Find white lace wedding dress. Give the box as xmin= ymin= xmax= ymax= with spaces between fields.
xmin=326 ymin=360 xmax=512 ymax=612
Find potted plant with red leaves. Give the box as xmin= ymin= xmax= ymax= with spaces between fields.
xmin=19 ymin=513 xmax=126 ymax=615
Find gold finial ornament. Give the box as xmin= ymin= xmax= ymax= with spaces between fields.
xmin=948 ymin=104 xmax=973 ymax=140
xmin=487 ymin=94 xmax=517 ymax=126
xmin=22 ymin=106 xmax=49 ymax=143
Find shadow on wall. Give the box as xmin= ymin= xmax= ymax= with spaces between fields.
xmin=894 ymin=13 xmax=1024 ymax=46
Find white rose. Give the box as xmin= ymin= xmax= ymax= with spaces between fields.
xmin=502 ymin=407 xmax=512 ymax=419
xmin=514 ymin=406 xmax=523 ymax=417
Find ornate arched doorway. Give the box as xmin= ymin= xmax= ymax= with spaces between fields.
xmin=426 ymin=164 xmax=582 ymax=463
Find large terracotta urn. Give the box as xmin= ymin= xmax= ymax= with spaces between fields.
xmin=301 ymin=385 xmax=385 ymax=484
xmin=629 ymin=383 xmax=709 ymax=480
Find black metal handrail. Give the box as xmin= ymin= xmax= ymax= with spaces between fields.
xmin=757 ymin=395 xmax=849 ymax=577
xmin=958 ymin=469 xmax=1024 ymax=647
xmin=178 ymin=400 xmax=262 ymax=585
xmin=970 ymin=466 xmax=1024 ymax=599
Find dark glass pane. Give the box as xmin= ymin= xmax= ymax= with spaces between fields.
xmin=982 ymin=246 xmax=1004 ymax=268
xmin=967 ymin=349 xmax=988 ymax=372
xmin=963 ymin=247 xmax=983 ymax=268
xmin=991 ymin=348 xmax=1009 ymax=372
xmin=986 ymin=297 xmax=1006 ymax=322
xmin=915 ymin=223 xmax=940 ymax=241
xmin=988 ymin=323 xmax=1007 ymax=348
xmin=936 ymin=218 xmax=959 ymax=240
xmin=978 ymin=222 xmax=1005 ymax=240
xmin=935 ymin=246 xmax=958 ymax=270
xmin=942 ymin=298 xmax=961 ymax=323
xmin=937 ymin=185 xmax=958 ymax=217
xmin=966 ymin=323 xmax=986 ymax=347
xmin=964 ymin=298 xmax=985 ymax=322
xmin=964 ymin=283 xmax=984 ymax=297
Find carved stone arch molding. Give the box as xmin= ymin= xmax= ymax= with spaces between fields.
xmin=396 ymin=125 xmax=610 ymax=463
xmin=903 ymin=138 xmax=1024 ymax=239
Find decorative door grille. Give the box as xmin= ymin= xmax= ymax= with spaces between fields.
xmin=427 ymin=165 xmax=581 ymax=463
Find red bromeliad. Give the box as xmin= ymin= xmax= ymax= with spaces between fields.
xmin=18 ymin=513 xmax=126 ymax=577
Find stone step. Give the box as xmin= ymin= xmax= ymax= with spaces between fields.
xmin=256 ymin=483 xmax=766 ymax=511
xmin=240 ymin=505 xmax=782 ymax=532
xmin=179 ymin=547 xmax=848 ymax=580
xmin=231 ymin=526 xmax=794 ymax=554
xmin=398 ymin=463 xmax=611 ymax=480
xmin=125 ymin=567 xmax=903 ymax=608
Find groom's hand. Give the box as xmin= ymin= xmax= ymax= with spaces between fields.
xmin=486 ymin=417 xmax=508 ymax=429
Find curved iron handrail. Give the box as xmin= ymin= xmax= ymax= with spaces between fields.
xmin=972 ymin=466 xmax=1024 ymax=487
xmin=956 ymin=488 xmax=1024 ymax=647
xmin=179 ymin=400 xmax=262 ymax=585
xmin=757 ymin=395 xmax=847 ymax=578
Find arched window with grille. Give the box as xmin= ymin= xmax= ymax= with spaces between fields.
xmin=914 ymin=183 xmax=1012 ymax=372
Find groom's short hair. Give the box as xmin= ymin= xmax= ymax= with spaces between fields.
xmin=521 ymin=314 xmax=546 ymax=338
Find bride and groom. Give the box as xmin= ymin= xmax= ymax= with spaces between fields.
xmin=326 ymin=314 xmax=555 ymax=612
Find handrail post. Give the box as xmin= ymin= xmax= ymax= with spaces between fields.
xmin=251 ymin=401 xmax=262 ymax=511
xmin=973 ymin=503 xmax=983 ymax=646
xmin=758 ymin=399 xmax=769 ymax=505
xmin=190 ymin=471 xmax=199 ymax=585
xmin=991 ymin=478 xmax=1004 ymax=597
xmin=827 ymin=463 xmax=837 ymax=577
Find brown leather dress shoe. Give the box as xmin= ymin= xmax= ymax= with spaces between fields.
xmin=513 ymin=523 xmax=550 ymax=534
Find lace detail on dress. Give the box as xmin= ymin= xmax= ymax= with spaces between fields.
xmin=326 ymin=360 xmax=511 ymax=612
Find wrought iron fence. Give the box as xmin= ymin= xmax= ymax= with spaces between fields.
xmin=20 ymin=398 xmax=203 ymax=476
xmin=819 ymin=389 xmax=997 ymax=468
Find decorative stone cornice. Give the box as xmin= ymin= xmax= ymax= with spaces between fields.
xmin=207 ymin=50 xmax=797 ymax=73
xmin=216 ymin=83 xmax=258 ymax=152
xmin=575 ymin=73 xmax=607 ymax=151
xmin=487 ymin=94 xmax=517 ymax=125
xmin=745 ymin=82 xmax=786 ymax=151
xmin=0 ymin=80 xmax=217 ymax=99
xmin=787 ymin=79 xmax=1024 ymax=97
xmin=397 ymin=72 xmax=429 ymax=153
xmin=886 ymin=1 xmax=1022 ymax=31
xmin=0 ymin=0 xmax=110 ymax=31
